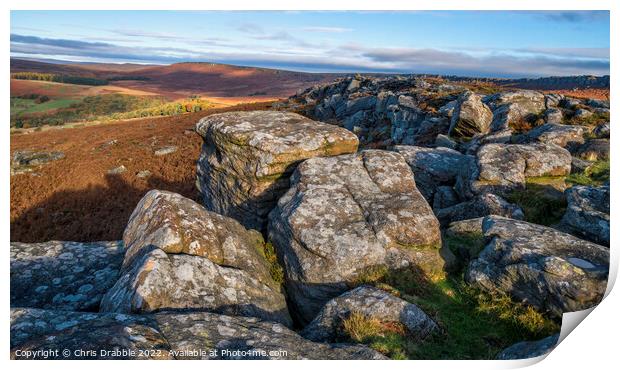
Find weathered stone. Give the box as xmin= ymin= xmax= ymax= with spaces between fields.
xmin=575 ymin=139 xmax=609 ymax=161
xmin=11 ymin=308 xmax=385 ymax=360
xmin=544 ymin=94 xmax=564 ymax=109
xmin=196 ymin=111 xmax=359 ymax=230
xmin=10 ymin=241 xmax=124 ymax=311
xmin=11 ymin=150 xmax=65 ymax=175
xmin=154 ymin=146 xmax=177 ymax=156
xmin=573 ymin=108 xmax=592 ymax=119
xmin=438 ymin=100 xmax=457 ymax=117
xmin=585 ymin=99 xmax=609 ymax=109
xmin=432 ymin=186 xmax=460 ymax=211
xmin=520 ymin=123 xmax=584 ymax=148
xmin=592 ymin=122 xmax=610 ymax=138
xmin=434 ymin=134 xmax=457 ymax=149
xmin=571 ymin=157 xmax=594 ymax=174
xmin=560 ymin=185 xmax=609 ymax=246
xmin=486 ymin=90 xmax=546 ymax=112
xmin=394 ymin=145 xmax=469 ymax=202
xmin=497 ymin=334 xmax=559 ymax=360
xmin=101 ymin=190 xmax=291 ymax=326
xmin=466 ymin=216 xmax=609 ymax=317
xmin=10 ymin=308 xmax=171 ymax=359
xmin=457 ymin=143 xmax=572 ymax=197
xmin=449 ymin=91 xmax=493 ymax=138
xmin=490 ymin=102 xmax=541 ymax=133
xmin=544 ymin=108 xmax=563 ymax=124
xmin=108 ymin=165 xmax=127 ymax=175
xmin=436 ymin=193 xmax=524 ymax=226
xmin=301 ymin=286 xmax=438 ymax=342
xmin=268 ymin=150 xmax=442 ymax=324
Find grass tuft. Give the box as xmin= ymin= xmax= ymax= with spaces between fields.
xmin=345 ymin=264 xmax=560 ymax=359
xmin=566 ymin=160 xmax=609 ymax=186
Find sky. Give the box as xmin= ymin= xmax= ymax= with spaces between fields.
xmin=10 ymin=10 xmax=610 ymax=78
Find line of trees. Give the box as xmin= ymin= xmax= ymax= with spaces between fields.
xmin=11 ymin=72 xmax=109 ymax=86
xmin=11 ymin=94 xmax=214 ymax=128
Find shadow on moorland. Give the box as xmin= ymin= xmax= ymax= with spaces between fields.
xmin=10 ymin=173 xmax=199 ymax=243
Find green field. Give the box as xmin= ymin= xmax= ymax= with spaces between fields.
xmin=10 ymin=97 xmax=81 ymax=115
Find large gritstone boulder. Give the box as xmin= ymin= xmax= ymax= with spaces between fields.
xmin=100 ymin=190 xmax=291 ymax=327
xmin=10 ymin=241 xmax=124 ymax=311
xmin=268 ymin=150 xmax=442 ymax=324
xmin=10 ymin=308 xmax=385 ymax=360
xmin=560 ymin=185 xmax=610 ymax=246
xmin=301 ymin=286 xmax=438 ymax=343
xmin=496 ymin=334 xmax=559 ymax=360
xmin=195 ymin=111 xmax=359 ymax=231
xmin=466 ymin=216 xmax=609 ymax=318
xmin=393 ymin=145 xmax=469 ymax=203
xmin=486 ymin=90 xmax=546 ymax=132
xmin=457 ymin=143 xmax=572 ymax=197
xmin=448 ymin=91 xmax=493 ymax=138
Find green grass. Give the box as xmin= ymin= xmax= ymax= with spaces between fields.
xmin=443 ymin=232 xmax=486 ymax=270
xmin=260 ymin=242 xmax=285 ymax=285
xmin=10 ymin=97 xmax=81 ymax=115
xmin=343 ymin=266 xmax=560 ymax=359
xmin=566 ymin=160 xmax=610 ymax=186
xmin=506 ymin=177 xmax=567 ymax=226
xmin=564 ymin=111 xmax=610 ymax=127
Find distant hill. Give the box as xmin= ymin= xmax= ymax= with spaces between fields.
xmin=10 ymin=59 xmax=341 ymax=99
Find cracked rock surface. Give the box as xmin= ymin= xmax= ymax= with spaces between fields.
xmin=11 ymin=308 xmax=385 ymax=360
xmin=101 ymin=190 xmax=291 ymax=327
xmin=301 ymin=286 xmax=438 ymax=343
xmin=268 ymin=150 xmax=442 ymax=324
xmin=196 ymin=111 xmax=358 ymax=231
xmin=11 ymin=240 xmax=124 ymax=311
xmin=466 ymin=216 xmax=609 ymax=318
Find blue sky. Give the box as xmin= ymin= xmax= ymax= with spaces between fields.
xmin=10 ymin=10 xmax=610 ymax=77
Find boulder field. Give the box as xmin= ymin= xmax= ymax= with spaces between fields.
xmin=10 ymin=75 xmax=610 ymax=360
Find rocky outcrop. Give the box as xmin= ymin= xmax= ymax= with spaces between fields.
xmin=560 ymin=185 xmax=610 ymax=246
xmin=11 ymin=308 xmax=385 ymax=360
xmin=449 ymin=91 xmax=493 ymax=138
xmin=11 ymin=150 xmax=65 ymax=175
xmin=393 ymin=145 xmax=470 ymax=202
xmin=196 ymin=111 xmax=358 ymax=231
xmin=496 ymin=334 xmax=559 ymax=360
xmin=592 ymin=122 xmax=610 ymax=138
xmin=101 ymin=190 xmax=291 ymax=326
xmin=485 ymin=90 xmax=545 ymax=132
xmin=301 ymin=286 xmax=438 ymax=342
xmin=10 ymin=241 xmax=124 ymax=311
xmin=435 ymin=193 xmax=524 ymax=226
xmin=268 ymin=150 xmax=442 ymax=324
xmin=457 ymin=143 xmax=572 ymax=197
xmin=466 ymin=216 xmax=609 ymax=318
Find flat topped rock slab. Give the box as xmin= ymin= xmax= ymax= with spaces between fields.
xmin=458 ymin=142 xmax=571 ymax=197
xmin=466 ymin=216 xmax=609 ymax=317
xmin=301 ymin=286 xmax=438 ymax=343
xmin=268 ymin=150 xmax=442 ymax=324
xmin=11 ymin=308 xmax=385 ymax=360
xmin=196 ymin=111 xmax=358 ymax=231
xmin=10 ymin=240 xmax=124 ymax=311
xmin=101 ymin=190 xmax=291 ymax=327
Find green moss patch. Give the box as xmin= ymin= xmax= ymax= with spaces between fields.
xmin=566 ymin=160 xmax=609 ymax=186
xmin=344 ymin=265 xmax=560 ymax=359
